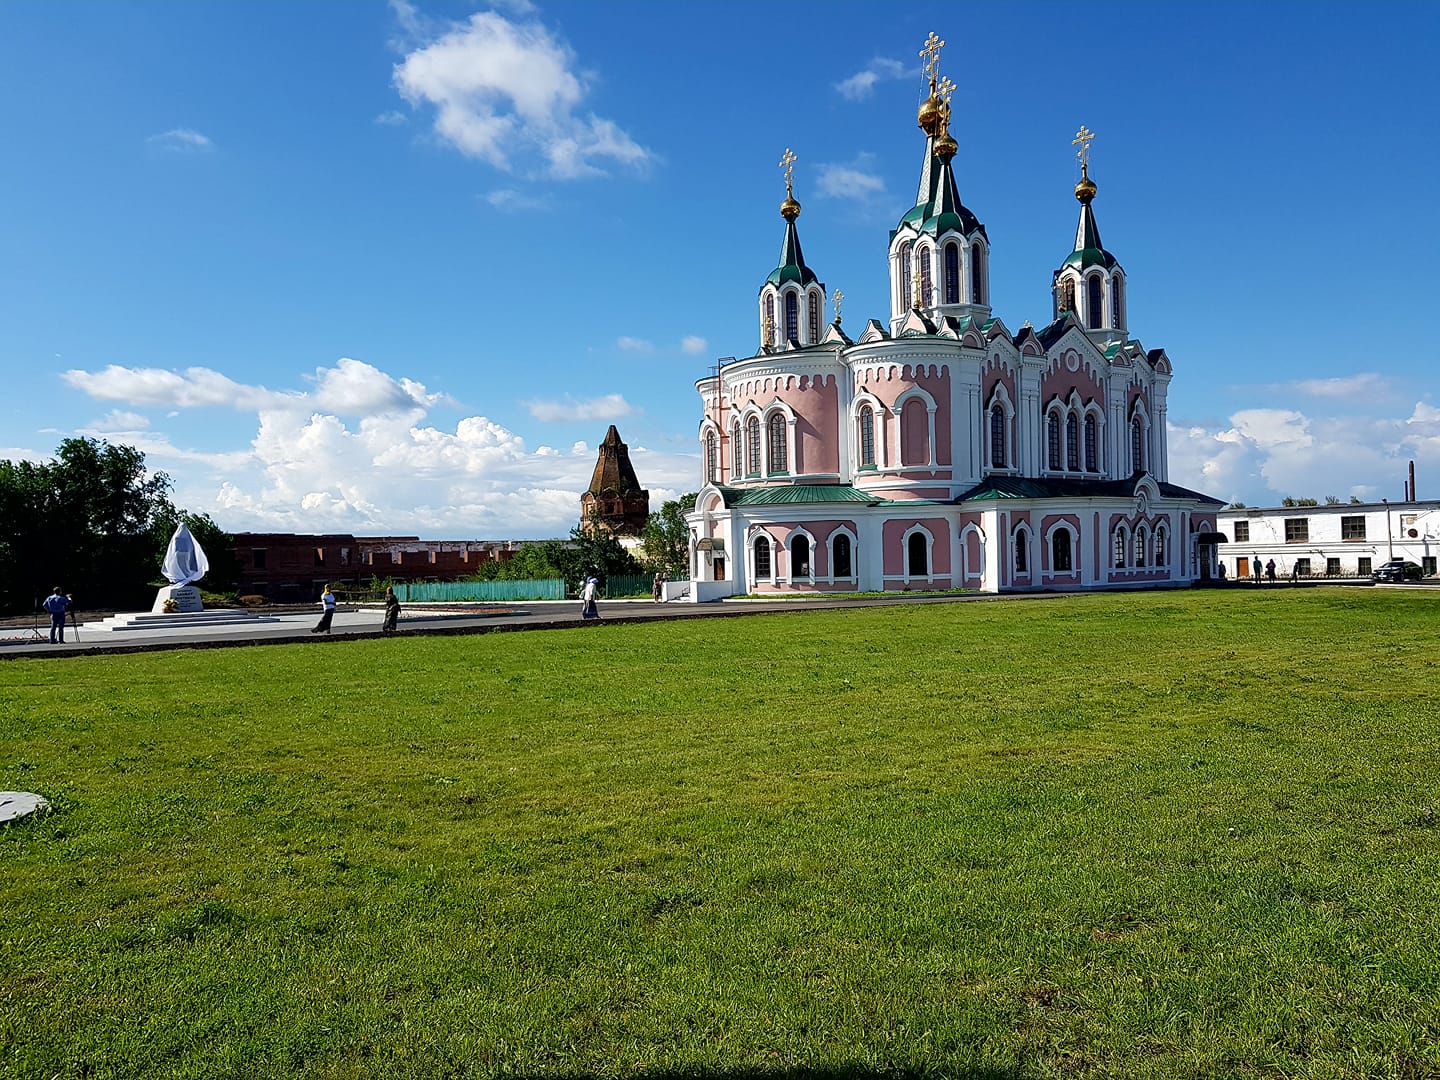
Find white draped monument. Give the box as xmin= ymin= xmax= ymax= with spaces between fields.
xmin=152 ymin=523 xmax=210 ymax=613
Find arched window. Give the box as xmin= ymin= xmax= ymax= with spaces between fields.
xmin=705 ymin=430 xmax=718 ymax=483
xmin=1052 ymin=527 xmax=1073 ymax=572
xmin=753 ymin=535 xmax=771 ymax=579
xmin=908 ymin=533 xmax=928 ymax=577
xmin=1084 ymin=414 xmax=1098 ymax=472
xmin=731 ymin=421 xmax=742 ymax=477
xmin=808 ymin=292 xmax=821 ymax=342
xmin=990 ymin=404 xmax=1006 ymax=468
xmin=1066 ymin=413 xmax=1079 ymax=471
xmin=746 ymin=417 xmax=761 ymax=475
xmin=900 ymin=398 xmax=929 ymax=466
xmin=1154 ymin=525 xmax=1167 ymax=567
xmin=1114 ymin=527 xmax=1128 ymax=568
xmin=790 ymin=535 xmax=811 ymax=578
xmin=1135 ymin=525 xmax=1148 ymax=568
xmin=784 ymin=291 xmax=799 ymax=342
xmin=763 ymin=294 xmax=775 ymax=345
xmin=944 ymin=243 xmax=960 ymax=304
xmin=1057 ymin=277 xmax=1075 ymax=314
xmin=970 ymin=243 xmax=984 ymax=304
xmin=768 ymin=414 xmax=787 ymax=473
xmin=1131 ymin=416 xmax=1145 ymax=474
xmin=1112 ymin=275 xmax=1125 ymax=327
xmin=900 ymin=241 xmax=913 ymax=308
xmin=833 ymin=534 xmax=853 ymax=578
xmin=859 ymin=405 xmax=876 ymax=467
xmin=1087 ymin=274 xmax=1104 ymax=329
xmin=1014 ymin=529 xmax=1028 ymax=574
xmin=1047 ymin=412 xmax=1061 ymax=470
xmin=919 ymin=247 xmax=932 ymax=305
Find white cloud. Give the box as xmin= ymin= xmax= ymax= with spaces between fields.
xmin=485 ymin=188 xmax=548 ymax=212
xmin=147 ymin=128 xmax=214 ymax=152
xmin=681 ymin=336 xmax=707 ymax=355
xmin=817 ymin=154 xmax=887 ymax=202
xmin=374 ymin=109 xmax=408 ymax=126
xmin=616 ymin=336 xmax=653 ymax=353
xmin=1292 ymin=372 xmax=1392 ymax=399
xmin=525 ymin=394 xmax=637 ymax=422
xmin=392 ymin=10 xmax=651 ymax=179
xmin=88 ymin=410 xmax=151 ymax=433
xmin=835 ymin=58 xmax=908 ymax=101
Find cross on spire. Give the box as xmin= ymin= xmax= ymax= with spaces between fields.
xmin=1073 ymin=125 xmax=1095 ymax=171
xmin=832 ymin=288 xmax=844 ymax=325
xmin=779 ymin=147 xmax=797 ymax=192
xmin=920 ymin=31 xmax=945 ymax=83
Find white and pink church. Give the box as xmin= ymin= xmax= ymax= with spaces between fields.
xmin=684 ymin=38 xmax=1223 ymax=599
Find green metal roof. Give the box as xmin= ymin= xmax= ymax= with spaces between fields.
xmin=764 ymin=219 xmax=818 ymax=289
xmin=714 ymin=484 xmax=884 ymax=507
xmin=1062 ymin=202 xmax=1118 ymax=269
xmin=956 ymin=474 xmax=1224 ymax=506
xmin=897 ymin=153 xmax=985 ymax=240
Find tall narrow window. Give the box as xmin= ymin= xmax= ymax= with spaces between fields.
xmin=919 ymin=247 xmax=932 ymax=306
xmin=970 ymin=243 xmax=984 ymax=304
xmin=944 ymin=243 xmax=960 ymax=304
xmin=859 ymin=405 xmax=876 ymax=467
xmin=1047 ymin=412 xmax=1061 ymax=470
xmin=763 ymin=294 xmax=775 ymax=345
xmin=1155 ymin=526 xmax=1167 ymax=567
xmin=746 ymin=417 xmax=761 ymax=475
xmin=808 ymin=292 xmax=821 ymax=341
xmin=754 ymin=535 xmax=771 ymax=579
xmin=1087 ymin=274 xmax=1104 ymax=329
xmin=706 ymin=430 xmax=718 ymax=483
xmin=1066 ymin=413 xmax=1079 ymax=471
xmin=1053 ymin=527 xmax=1073 ymax=572
xmin=833 ymin=534 xmax=852 ymax=578
xmin=1084 ymin=414 xmax=1098 ymax=472
xmin=1135 ymin=525 xmax=1148 ymax=568
xmin=1014 ymin=529 xmax=1028 ymax=574
xmin=990 ymin=404 xmax=1005 ymax=468
xmin=768 ymin=414 xmax=787 ymax=473
xmin=1112 ymin=275 xmax=1124 ymax=327
xmin=784 ymin=291 xmax=799 ymax=342
xmin=1131 ymin=417 xmax=1145 ymax=474
xmin=908 ymin=533 xmax=928 ymax=577
xmin=1114 ymin=528 xmax=1127 ymax=568
xmin=731 ymin=422 xmax=742 ymax=477
xmin=900 ymin=241 xmax=913 ymax=309
xmin=790 ymin=535 xmax=810 ymax=578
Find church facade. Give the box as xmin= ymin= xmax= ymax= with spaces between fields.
xmin=685 ymin=34 xmax=1222 ymax=599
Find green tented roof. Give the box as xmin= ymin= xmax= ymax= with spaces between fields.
xmin=764 ymin=219 xmax=818 ymax=289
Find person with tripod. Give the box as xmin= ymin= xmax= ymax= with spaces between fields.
xmin=43 ymin=586 xmax=71 ymax=644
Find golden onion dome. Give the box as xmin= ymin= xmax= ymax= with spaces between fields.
xmin=780 ymin=192 xmax=801 ymax=220
xmin=917 ymin=93 xmax=944 ymax=136
xmin=1074 ymin=172 xmax=1097 ymax=204
xmin=935 ymin=130 xmax=958 ymax=161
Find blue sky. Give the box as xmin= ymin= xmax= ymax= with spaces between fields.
xmin=2 ymin=0 xmax=1437 ymax=538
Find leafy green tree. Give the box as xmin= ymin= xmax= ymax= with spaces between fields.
xmin=641 ymin=493 xmax=696 ymax=576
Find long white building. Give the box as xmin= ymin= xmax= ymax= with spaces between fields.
xmin=1218 ymin=501 xmax=1440 ymax=580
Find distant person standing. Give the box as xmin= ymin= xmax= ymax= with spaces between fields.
xmin=312 ymin=585 xmax=337 ymax=634
xmin=581 ymin=575 xmax=600 ymax=620
xmin=652 ymin=572 xmax=664 ymax=603
xmin=1266 ymin=558 xmax=1277 ymax=585
xmin=1252 ymin=557 xmax=1262 ymax=585
xmin=382 ymin=586 xmax=401 ymax=632
xmin=42 ymin=586 xmax=70 ymax=644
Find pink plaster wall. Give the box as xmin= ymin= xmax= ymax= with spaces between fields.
xmin=770 ymin=373 xmax=840 ymax=476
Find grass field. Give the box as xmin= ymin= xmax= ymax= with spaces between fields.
xmin=1 ymin=589 xmax=1437 ymax=1079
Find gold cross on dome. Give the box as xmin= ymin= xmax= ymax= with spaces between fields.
xmin=920 ymin=31 xmax=945 ymax=82
xmin=1073 ymin=125 xmax=1095 ymax=169
xmin=832 ymin=288 xmax=844 ymax=325
xmin=779 ymin=148 xmax=797 ymax=190
xmin=938 ymin=75 xmax=956 ymax=105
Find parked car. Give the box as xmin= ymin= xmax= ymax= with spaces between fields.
xmin=1373 ymin=559 xmax=1423 ymax=583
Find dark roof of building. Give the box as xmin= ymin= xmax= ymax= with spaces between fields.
xmin=587 ymin=425 xmax=645 ymax=495
xmin=955 ymin=474 xmax=1224 ymax=507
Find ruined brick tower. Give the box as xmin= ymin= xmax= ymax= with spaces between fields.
xmin=581 ymin=425 xmax=650 ymax=538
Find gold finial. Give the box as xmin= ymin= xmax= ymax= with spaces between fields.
xmin=934 ymin=75 xmax=958 ymax=159
xmin=832 ymin=288 xmax=844 ymax=325
xmin=762 ymin=312 xmax=775 ymax=349
xmin=1072 ymin=125 xmax=1097 ymax=204
xmin=920 ymin=32 xmax=945 ymax=84
xmin=913 ymin=270 xmax=924 ymax=311
xmin=779 ymin=147 xmax=801 ymax=220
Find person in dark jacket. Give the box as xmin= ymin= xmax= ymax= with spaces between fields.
xmin=382 ymin=587 xmax=401 ymax=632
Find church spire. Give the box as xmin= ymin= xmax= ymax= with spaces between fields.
xmin=1053 ymin=125 xmax=1126 ymax=335
xmin=759 ymin=148 xmax=824 ymax=351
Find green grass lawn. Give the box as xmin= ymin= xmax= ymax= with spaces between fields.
xmin=2 ymin=589 xmax=1437 ymax=1079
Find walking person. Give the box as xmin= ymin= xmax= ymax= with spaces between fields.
xmin=581 ymin=575 xmax=600 ymax=620
xmin=381 ymin=586 xmax=401 ymax=632
xmin=42 ymin=586 xmax=71 ymax=644
xmin=312 ymin=585 xmax=337 ymax=633
xmin=1265 ymin=558 xmax=1277 ymax=586
xmin=652 ymin=572 xmax=664 ymax=603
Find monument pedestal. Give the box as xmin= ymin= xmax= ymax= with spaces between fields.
xmin=152 ymin=584 xmax=203 ymax=614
